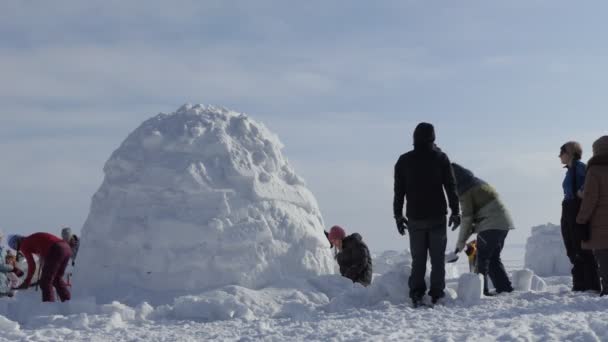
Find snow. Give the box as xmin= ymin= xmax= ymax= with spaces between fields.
xmin=525 ymin=223 xmax=571 ymax=277
xmin=531 ymin=274 xmax=548 ymax=292
xmin=3 ymin=270 xmax=607 ymax=341
xmin=75 ymin=104 xmax=334 ymax=304
xmin=512 ymin=269 xmax=534 ymax=291
xmin=457 ymin=273 xmax=484 ymax=304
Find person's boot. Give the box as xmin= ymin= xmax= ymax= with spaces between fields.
xmin=496 ymin=286 xmax=513 ymax=294
xmin=412 ymin=296 xmax=424 ymax=308
xmin=431 ymin=293 xmax=445 ymax=305
xmin=483 ymin=290 xmax=496 ymax=297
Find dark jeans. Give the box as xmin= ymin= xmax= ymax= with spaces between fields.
xmin=408 ymin=218 xmax=447 ymax=299
xmin=561 ymin=199 xmax=600 ymax=291
xmin=593 ymin=249 xmax=608 ymax=293
xmin=40 ymin=241 xmax=72 ymax=302
xmin=477 ymin=229 xmax=513 ymax=293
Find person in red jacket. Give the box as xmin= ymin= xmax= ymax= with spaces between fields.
xmin=8 ymin=232 xmax=72 ymax=302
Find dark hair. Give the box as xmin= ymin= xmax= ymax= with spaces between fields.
xmin=560 ymin=141 xmax=582 ymax=160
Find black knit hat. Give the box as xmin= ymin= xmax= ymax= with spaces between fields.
xmin=413 ymin=122 xmax=436 ymax=145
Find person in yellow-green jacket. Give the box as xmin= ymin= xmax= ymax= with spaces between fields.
xmin=451 ymin=163 xmax=514 ymax=296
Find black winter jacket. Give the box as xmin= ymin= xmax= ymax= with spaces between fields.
xmin=393 ymin=144 xmax=460 ymax=220
xmin=336 ymin=233 xmax=372 ymax=286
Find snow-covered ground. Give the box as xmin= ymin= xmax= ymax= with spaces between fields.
xmin=2 ymin=258 xmax=607 ymax=342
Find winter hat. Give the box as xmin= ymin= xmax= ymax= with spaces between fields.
xmin=413 ymin=122 xmax=436 ymax=145
xmin=592 ymin=136 xmax=608 ymax=156
xmin=61 ymin=227 xmax=73 ymax=241
xmin=328 ymin=225 xmax=346 ymax=241
xmin=7 ymin=234 xmax=23 ymax=250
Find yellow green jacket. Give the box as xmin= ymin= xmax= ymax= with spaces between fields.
xmin=456 ymin=183 xmax=514 ymax=251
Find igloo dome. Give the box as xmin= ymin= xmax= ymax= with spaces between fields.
xmin=75 ymin=104 xmax=334 ymax=302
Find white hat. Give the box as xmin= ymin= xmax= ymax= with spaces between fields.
xmin=61 ymin=227 xmax=73 ymax=241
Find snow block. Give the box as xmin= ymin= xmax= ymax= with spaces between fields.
xmin=512 ymin=269 xmax=534 ymax=291
xmin=530 ymin=275 xmax=547 ymax=292
xmin=457 ymin=273 xmax=483 ymax=304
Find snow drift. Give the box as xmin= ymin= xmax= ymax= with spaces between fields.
xmin=524 ymin=223 xmax=570 ymax=277
xmin=75 ymin=104 xmax=334 ymax=303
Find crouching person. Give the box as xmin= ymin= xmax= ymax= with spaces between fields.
xmin=452 ymin=163 xmax=514 ymax=296
xmin=8 ymin=233 xmax=72 ymax=302
xmin=327 ymin=226 xmax=372 ymax=286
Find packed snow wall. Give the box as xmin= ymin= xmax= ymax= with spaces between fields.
xmin=524 ymin=223 xmax=571 ymax=277
xmin=75 ymin=104 xmax=335 ymax=302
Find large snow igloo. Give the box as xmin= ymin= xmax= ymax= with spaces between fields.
xmin=75 ymin=104 xmax=334 ymax=301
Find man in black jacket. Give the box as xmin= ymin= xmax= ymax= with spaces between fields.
xmin=393 ymin=122 xmax=460 ymax=305
xmin=328 ymin=226 xmax=372 ymax=286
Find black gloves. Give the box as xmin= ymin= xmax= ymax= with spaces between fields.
xmin=449 ymin=215 xmax=461 ymax=230
xmin=395 ymin=216 xmax=408 ymax=236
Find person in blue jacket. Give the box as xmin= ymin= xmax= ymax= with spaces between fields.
xmin=560 ymin=141 xmax=600 ymax=292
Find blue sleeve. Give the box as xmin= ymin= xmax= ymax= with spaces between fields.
xmin=577 ymin=163 xmax=586 ymax=191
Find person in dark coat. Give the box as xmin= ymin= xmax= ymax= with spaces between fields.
xmin=393 ymin=122 xmax=460 ymax=305
xmin=559 ymin=141 xmax=600 ymax=292
xmin=327 ymin=226 xmax=372 ymax=286
xmin=577 ymin=136 xmax=608 ymax=296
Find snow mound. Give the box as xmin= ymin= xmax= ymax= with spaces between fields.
xmin=325 ymin=261 xmax=412 ymax=312
xmin=75 ymin=104 xmax=334 ymax=303
xmin=152 ymin=283 xmax=331 ymax=322
xmin=0 ymin=316 xmax=19 ymax=332
xmin=525 ymin=223 xmax=570 ymax=277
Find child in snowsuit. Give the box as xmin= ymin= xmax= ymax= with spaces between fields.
xmin=327 ymin=226 xmax=373 ymax=286
xmin=9 ymin=232 xmax=72 ymax=302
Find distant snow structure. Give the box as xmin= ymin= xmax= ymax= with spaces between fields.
xmin=75 ymin=104 xmax=334 ymax=303
xmin=372 ymin=249 xmax=459 ymax=279
xmin=372 ymin=250 xmax=411 ymax=275
xmin=524 ymin=223 xmax=570 ymax=277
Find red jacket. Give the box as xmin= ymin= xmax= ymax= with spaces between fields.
xmin=19 ymin=232 xmax=63 ymax=285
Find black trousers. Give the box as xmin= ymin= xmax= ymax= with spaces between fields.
xmin=477 ymin=229 xmax=513 ymax=293
xmin=561 ymin=199 xmax=600 ymax=291
xmin=593 ymin=249 xmax=608 ymax=293
xmin=408 ymin=218 xmax=447 ymax=299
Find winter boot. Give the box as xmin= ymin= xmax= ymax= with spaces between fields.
xmin=412 ymin=296 xmax=424 ymax=308
xmin=431 ymin=293 xmax=445 ymax=305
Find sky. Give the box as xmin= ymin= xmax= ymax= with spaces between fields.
xmin=1 ymin=1 xmax=607 ymax=251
